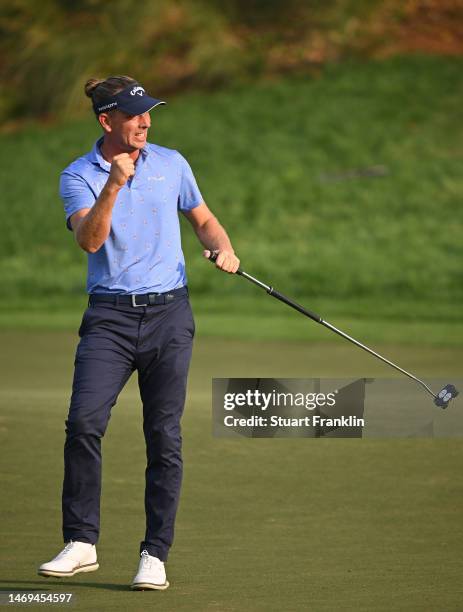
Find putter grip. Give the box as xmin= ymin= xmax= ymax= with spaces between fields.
xmin=207 ymin=251 xmax=321 ymax=322
xmin=268 ymin=288 xmax=322 ymax=324
xmin=208 ymin=250 xmax=243 ymax=275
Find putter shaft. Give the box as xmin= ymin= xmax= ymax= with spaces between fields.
xmin=210 ymin=253 xmax=437 ymax=400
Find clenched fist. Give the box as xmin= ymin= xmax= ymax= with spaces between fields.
xmin=108 ymin=153 xmax=135 ymax=188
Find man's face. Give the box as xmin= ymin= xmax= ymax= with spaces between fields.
xmin=101 ymin=110 xmax=151 ymax=151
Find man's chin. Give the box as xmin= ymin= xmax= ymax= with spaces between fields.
xmin=120 ymin=142 xmax=145 ymax=155
xmin=131 ymin=136 xmax=147 ymax=149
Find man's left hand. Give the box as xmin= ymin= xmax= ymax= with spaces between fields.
xmin=203 ymin=250 xmax=240 ymax=274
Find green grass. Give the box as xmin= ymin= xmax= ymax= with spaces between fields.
xmin=0 ymin=309 xmax=462 ymax=348
xmin=1 ymin=55 xmax=462 ymax=324
xmin=1 ymin=332 xmax=463 ymax=611
xmin=0 ymin=292 xmax=461 ymax=347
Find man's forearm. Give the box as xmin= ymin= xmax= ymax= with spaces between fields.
xmin=184 ymin=203 xmax=240 ymax=273
xmin=194 ymin=216 xmax=235 ymax=254
xmin=75 ymin=153 xmax=135 ymax=253
xmin=76 ymin=183 xmax=120 ymax=253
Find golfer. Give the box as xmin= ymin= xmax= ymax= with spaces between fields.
xmin=38 ymin=75 xmax=239 ymax=590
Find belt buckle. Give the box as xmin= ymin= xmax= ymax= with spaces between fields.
xmin=131 ymin=295 xmax=148 ymax=307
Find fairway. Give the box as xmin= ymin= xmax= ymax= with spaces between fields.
xmin=1 ymin=332 xmax=462 ymax=611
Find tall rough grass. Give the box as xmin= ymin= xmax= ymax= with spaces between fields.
xmin=1 ymin=56 xmax=462 ymax=317
xmin=1 ymin=0 xmax=462 ymax=123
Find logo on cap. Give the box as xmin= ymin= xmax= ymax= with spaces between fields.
xmin=130 ymin=86 xmax=145 ymax=97
xmin=98 ymin=102 xmax=117 ymax=111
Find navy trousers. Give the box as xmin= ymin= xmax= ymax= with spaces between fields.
xmin=62 ymin=291 xmax=194 ymax=562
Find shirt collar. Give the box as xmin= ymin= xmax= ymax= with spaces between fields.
xmin=89 ymin=137 xmax=149 ymax=171
xmin=89 ymin=137 xmax=110 ymax=171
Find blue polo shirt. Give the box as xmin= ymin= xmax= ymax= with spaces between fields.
xmin=59 ymin=138 xmax=203 ymax=294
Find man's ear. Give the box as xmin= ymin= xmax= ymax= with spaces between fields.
xmin=98 ymin=113 xmax=112 ymax=133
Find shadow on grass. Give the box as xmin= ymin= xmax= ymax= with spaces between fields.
xmin=0 ymin=580 xmax=130 ymax=592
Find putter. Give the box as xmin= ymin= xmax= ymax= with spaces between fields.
xmin=208 ymin=252 xmax=458 ymax=409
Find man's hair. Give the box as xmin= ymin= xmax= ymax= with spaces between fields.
xmin=84 ymin=76 xmax=137 ymax=114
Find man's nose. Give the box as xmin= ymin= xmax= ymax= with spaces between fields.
xmin=138 ymin=112 xmax=151 ymax=128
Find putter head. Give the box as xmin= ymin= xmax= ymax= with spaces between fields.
xmin=434 ymin=384 xmax=459 ymax=409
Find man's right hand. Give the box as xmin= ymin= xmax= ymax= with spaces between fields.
xmin=108 ymin=153 xmax=135 ymax=188
xmin=72 ymin=153 xmax=134 ymax=253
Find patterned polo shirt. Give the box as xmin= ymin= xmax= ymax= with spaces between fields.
xmin=59 ymin=137 xmax=203 ymax=294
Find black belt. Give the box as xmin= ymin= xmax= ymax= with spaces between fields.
xmin=89 ymin=286 xmax=188 ymax=307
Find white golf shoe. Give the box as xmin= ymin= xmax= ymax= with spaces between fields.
xmin=38 ymin=541 xmax=99 ymax=578
xmin=131 ymin=550 xmax=169 ymax=590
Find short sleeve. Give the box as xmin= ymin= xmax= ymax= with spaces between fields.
xmin=59 ymin=171 xmax=96 ymax=230
xmin=177 ymin=153 xmax=203 ymax=212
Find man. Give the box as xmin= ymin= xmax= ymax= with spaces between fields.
xmin=38 ymin=75 xmax=239 ymax=590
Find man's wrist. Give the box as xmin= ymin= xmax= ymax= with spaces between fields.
xmin=103 ymin=181 xmax=122 ymax=196
xmin=213 ymin=247 xmax=235 ymax=255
